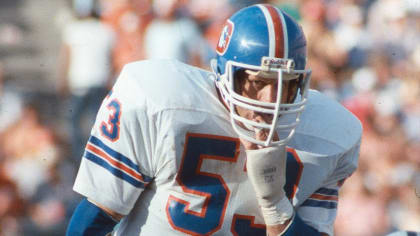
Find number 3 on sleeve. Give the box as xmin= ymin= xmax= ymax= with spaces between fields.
xmin=100 ymin=99 xmax=122 ymax=142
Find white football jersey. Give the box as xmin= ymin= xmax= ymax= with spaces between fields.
xmin=73 ymin=59 xmax=362 ymax=236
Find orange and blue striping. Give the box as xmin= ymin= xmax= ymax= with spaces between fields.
xmin=301 ymin=188 xmax=339 ymax=209
xmin=84 ymin=135 xmax=152 ymax=188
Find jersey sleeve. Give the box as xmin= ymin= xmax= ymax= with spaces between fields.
xmin=296 ymin=138 xmax=362 ymax=236
xmin=73 ymin=65 xmax=156 ymax=215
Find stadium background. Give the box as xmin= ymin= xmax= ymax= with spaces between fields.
xmin=0 ymin=0 xmax=419 ymax=235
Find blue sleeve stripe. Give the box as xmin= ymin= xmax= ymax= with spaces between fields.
xmin=84 ymin=151 xmax=147 ymax=188
xmin=301 ymin=199 xmax=337 ymax=209
xmin=85 ymin=143 xmax=148 ymax=184
xmin=88 ymin=136 xmax=153 ymax=183
xmin=89 ymin=135 xmax=139 ymax=172
xmin=314 ymin=187 xmax=338 ymax=196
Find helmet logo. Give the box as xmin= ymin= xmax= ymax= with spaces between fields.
xmin=216 ymin=20 xmax=234 ymax=55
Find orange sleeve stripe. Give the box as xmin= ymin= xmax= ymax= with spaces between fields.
xmin=309 ymin=193 xmax=338 ymax=202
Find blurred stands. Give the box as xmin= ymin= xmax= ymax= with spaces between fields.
xmin=0 ymin=0 xmax=418 ymax=235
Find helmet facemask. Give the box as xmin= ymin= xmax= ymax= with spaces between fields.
xmin=213 ymin=57 xmax=311 ymax=147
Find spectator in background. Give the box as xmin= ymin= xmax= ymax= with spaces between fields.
xmin=101 ymin=0 xmax=153 ymax=74
xmin=186 ymin=0 xmax=234 ymax=68
xmin=143 ymin=0 xmax=206 ymax=66
xmin=19 ymin=154 xmax=79 ymax=236
xmin=0 ymin=100 xmax=60 ymax=200
xmin=58 ymin=0 xmax=115 ymax=162
xmin=0 ymin=98 xmax=76 ymax=235
xmin=335 ymin=171 xmax=391 ymax=236
xmin=0 ymin=62 xmax=23 ymax=134
xmin=299 ymin=0 xmax=349 ymax=100
xmin=0 ymin=172 xmax=24 ymax=236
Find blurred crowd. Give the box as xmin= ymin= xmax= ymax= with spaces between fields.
xmin=0 ymin=0 xmax=419 ymax=235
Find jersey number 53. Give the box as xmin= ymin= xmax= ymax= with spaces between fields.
xmin=166 ymin=133 xmax=303 ymax=236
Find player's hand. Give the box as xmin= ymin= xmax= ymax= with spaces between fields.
xmin=243 ymin=130 xmax=294 ymax=230
xmin=240 ymin=128 xmax=279 ymax=150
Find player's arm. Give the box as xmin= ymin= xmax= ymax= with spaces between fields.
xmin=245 ymin=146 xmax=327 ymax=236
xmin=68 ymin=63 xmax=156 ymax=235
xmin=243 ymin=134 xmax=327 ymax=236
xmin=66 ymin=198 xmax=124 ymax=236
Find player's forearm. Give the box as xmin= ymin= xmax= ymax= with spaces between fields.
xmin=244 ymin=145 xmax=326 ymax=236
xmin=66 ymin=198 xmax=122 ymax=236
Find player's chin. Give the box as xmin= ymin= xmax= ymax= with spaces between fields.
xmin=254 ymin=112 xmax=274 ymax=125
xmin=254 ymin=127 xmax=270 ymax=141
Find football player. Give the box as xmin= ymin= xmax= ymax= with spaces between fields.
xmin=66 ymin=4 xmax=362 ymax=236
